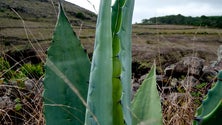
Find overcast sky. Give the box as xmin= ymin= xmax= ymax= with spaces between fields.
xmin=65 ymin=0 xmax=222 ymax=23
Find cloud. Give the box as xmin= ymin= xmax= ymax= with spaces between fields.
xmin=133 ymin=0 xmax=222 ymax=23
xmin=156 ymin=3 xmax=221 ymax=16
xmin=65 ymin=0 xmax=222 ymax=23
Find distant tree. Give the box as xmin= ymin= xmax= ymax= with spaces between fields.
xmin=140 ymin=14 xmax=222 ymax=28
xmin=76 ymin=12 xmax=86 ymax=20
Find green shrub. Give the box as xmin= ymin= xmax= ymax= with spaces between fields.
xmin=0 ymin=57 xmax=10 ymax=70
xmin=76 ymin=12 xmax=86 ymax=19
xmin=20 ymin=63 xmax=43 ymax=79
xmin=0 ymin=57 xmax=14 ymax=80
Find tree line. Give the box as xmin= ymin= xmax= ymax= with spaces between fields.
xmin=141 ymin=14 xmax=222 ymax=28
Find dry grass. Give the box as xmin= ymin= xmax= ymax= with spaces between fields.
xmin=0 ymin=78 xmax=44 ymax=125
xmin=160 ymin=86 xmax=204 ymax=125
xmin=162 ymin=92 xmax=195 ymax=125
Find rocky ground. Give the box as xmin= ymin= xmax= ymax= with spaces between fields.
xmin=0 ymin=26 xmax=222 ymax=124
xmin=0 ymin=78 xmax=44 ymax=125
xmin=1 ymin=47 xmax=222 ymax=124
xmin=132 ymin=53 xmax=222 ymax=124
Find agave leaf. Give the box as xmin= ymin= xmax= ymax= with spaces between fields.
xmin=199 ymin=71 xmax=222 ymax=116
xmin=84 ymin=0 xmax=113 ymax=124
xmin=131 ymin=62 xmax=162 ymax=125
xmin=43 ymin=3 xmax=90 ymax=125
xmin=193 ymin=71 xmax=222 ymax=125
xmin=113 ymin=0 xmax=135 ymax=124
xmin=111 ymin=0 xmax=125 ymax=124
xmin=199 ymin=100 xmax=222 ymax=125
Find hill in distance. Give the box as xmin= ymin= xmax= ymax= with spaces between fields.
xmin=0 ymin=0 xmax=97 ymax=52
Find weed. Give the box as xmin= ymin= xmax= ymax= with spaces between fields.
xmin=20 ymin=63 xmax=44 ymax=79
xmin=0 ymin=57 xmax=14 ymax=80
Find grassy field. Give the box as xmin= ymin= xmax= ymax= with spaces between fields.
xmin=1 ymin=18 xmax=221 ymax=66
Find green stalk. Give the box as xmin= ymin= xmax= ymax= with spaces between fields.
xmin=85 ymin=0 xmax=113 ymax=124
xmin=111 ymin=0 xmax=135 ymax=124
xmin=111 ymin=0 xmax=125 ymax=124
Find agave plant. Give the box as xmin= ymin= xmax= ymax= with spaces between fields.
xmin=43 ymin=0 xmax=163 ymax=124
xmin=193 ymin=71 xmax=222 ymax=125
xmin=43 ymin=0 xmax=222 ymax=124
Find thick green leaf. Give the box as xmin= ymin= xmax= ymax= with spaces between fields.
xmin=43 ymin=3 xmax=90 ymax=125
xmin=112 ymin=0 xmax=135 ymax=124
xmin=84 ymin=0 xmax=113 ymax=125
xmin=199 ymin=71 xmax=222 ymax=116
xmin=131 ymin=63 xmax=163 ymax=125
xmin=199 ymin=100 xmax=222 ymax=125
xmin=111 ymin=0 xmax=125 ymax=124
xmin=193 ymin=71 xmax=222 ymax=125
